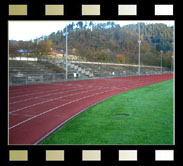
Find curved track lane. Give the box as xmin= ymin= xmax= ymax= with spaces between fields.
xmin=9 ymin=74 xmax=173 ymax=144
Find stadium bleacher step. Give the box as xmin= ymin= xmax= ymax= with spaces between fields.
xmin=9 ymin=60 xmax=74 ymax=85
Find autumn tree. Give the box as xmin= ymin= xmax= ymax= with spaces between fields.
xmin=10 ymin=22 xmax=173 ymax=68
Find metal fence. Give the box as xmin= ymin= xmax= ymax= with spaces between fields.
xmin=9 ymin=55 xmax=173 ymax=86
xmin=9 ymin=73 xmax=65 ymax=86
xmin=9 ymin=70 xmax=173 ymax=86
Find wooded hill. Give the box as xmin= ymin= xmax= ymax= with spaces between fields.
xmin=9 ymin=22 xmax=174 ymax=68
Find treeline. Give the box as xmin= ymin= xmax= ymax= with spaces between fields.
xmin=9 ymin=39 xmax=52 ymax=59
xmin=122 ymin=23 xmax=173 ymax=51
xmin=9 ymin=22 xmax=174 ymax=68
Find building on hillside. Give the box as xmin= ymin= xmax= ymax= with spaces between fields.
xmin=17 ymin=49 xmax=33 ymax=56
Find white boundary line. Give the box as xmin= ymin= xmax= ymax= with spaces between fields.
xmin=35 ymin=77 xmax=174 ymax=145
xmin=8 ymin=73 xmax=174 ymax=145
xmin=34 ymin=93 xmax=123 ymax=144
xmin=9 ymin=76 xmax=171 ymax=129
xmin=9 ymin=82 xmax=71 ymax=94
xmin=9 ymin=77 xmax=156 ymax=113
xmin=9 ymin=88 xmax=119 ymax=130
xmin=9 ymin=87 xmax=111 ymax=114
xmin=9 ymin=86 xmax=79 ymax=98
xmin=10 ymin=76 xmax=169 ymax=115
xmin=10 ymin=86 xmax=89 ymax=104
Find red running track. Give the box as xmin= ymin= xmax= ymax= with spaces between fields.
xmin=9 ymin=74 xmax=173 ymax=145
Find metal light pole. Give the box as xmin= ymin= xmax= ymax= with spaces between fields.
xmin=172 ymin=25 xmax=175 ymax=73
xmin=171 ymin=40 xmax=174 ymax=72
xmin=138 ymin=23 xmax=141 ymax=75
xmin=160 ymin=50 xmax=163 ymax=73
xmin=65 ymin=25 xmax=68 ymax=80
xmin=171 ymin=55 xmax=173 ymax=72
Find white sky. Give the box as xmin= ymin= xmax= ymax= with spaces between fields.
xmin=9 ymin=20 xmax=174 ymax=41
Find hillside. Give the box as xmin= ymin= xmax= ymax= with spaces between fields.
xmin=48 ymin=22 xmax=173 ymax=67
xmin=9 ymin=22 xmax=174 ymax=68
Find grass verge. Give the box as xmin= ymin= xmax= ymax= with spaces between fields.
xmin=41 ymin=79 xmax=173 ymax=145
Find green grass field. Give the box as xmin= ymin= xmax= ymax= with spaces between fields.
xmin=41 ymin=79 xmax=174 ymax=145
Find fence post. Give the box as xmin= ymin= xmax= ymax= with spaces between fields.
xmin=26 ymin=76 xmax=28 ymax=85
xmin=10 ymin=75 xmax=13 ymax=86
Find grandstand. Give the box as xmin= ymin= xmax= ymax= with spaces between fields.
xmin=9 ymin=55 xmax=171 ymax=86
xmin=71 ymin=61 xmax=163 ymax=77
xmin=9 ymin=60 xmax=73 ymax=85
xmin=9 ymin=60 xmax=65 ymax=75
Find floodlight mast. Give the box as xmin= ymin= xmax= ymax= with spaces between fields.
xmin=160 ymin=50 xmax=163 ymax=73
xmin=138 ymin=23 xmax=141 ymax=75
xmin=172 ymin=25 xmax=175 ymax=73
xmin=65 ymin=25 xmax=68 ymax=80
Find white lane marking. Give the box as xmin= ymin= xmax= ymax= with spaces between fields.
xmin=10 ymin=113 xmax=33 ymax=117
xmin=9 ymin=86 xmax=78 ymax=99
xmin=9 ymin=76 xmax=127 ymax=97
xmin=10 ymin=83 xmax=109 ymax=99
xmin=10 ymin=87 xmax=89 ymax=104
xmin=9 ymin=82 xmax=93 ymax=95
xmin=10 ymin=78 xmax=159 ymax=114
xmin=9 ymin=87 xmax=110 ymax=114
xmin=9 ymin=75 xmax=172 ymax=130
xmin=9 ymin=77 xmax=127 ymax=96
xmin=9 ymin=88 xmax=118 ymax=130
xmin=9 ymin=82 xmax=82 ymax=93
xmin=9 ymin=84 xmax=68 ymax=95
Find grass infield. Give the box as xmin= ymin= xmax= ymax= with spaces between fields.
xmin=41 ymin=79 xmax=173 ymax=145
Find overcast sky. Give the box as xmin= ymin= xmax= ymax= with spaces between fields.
xmin=9 ymin=20 xmax=174 ymax=41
